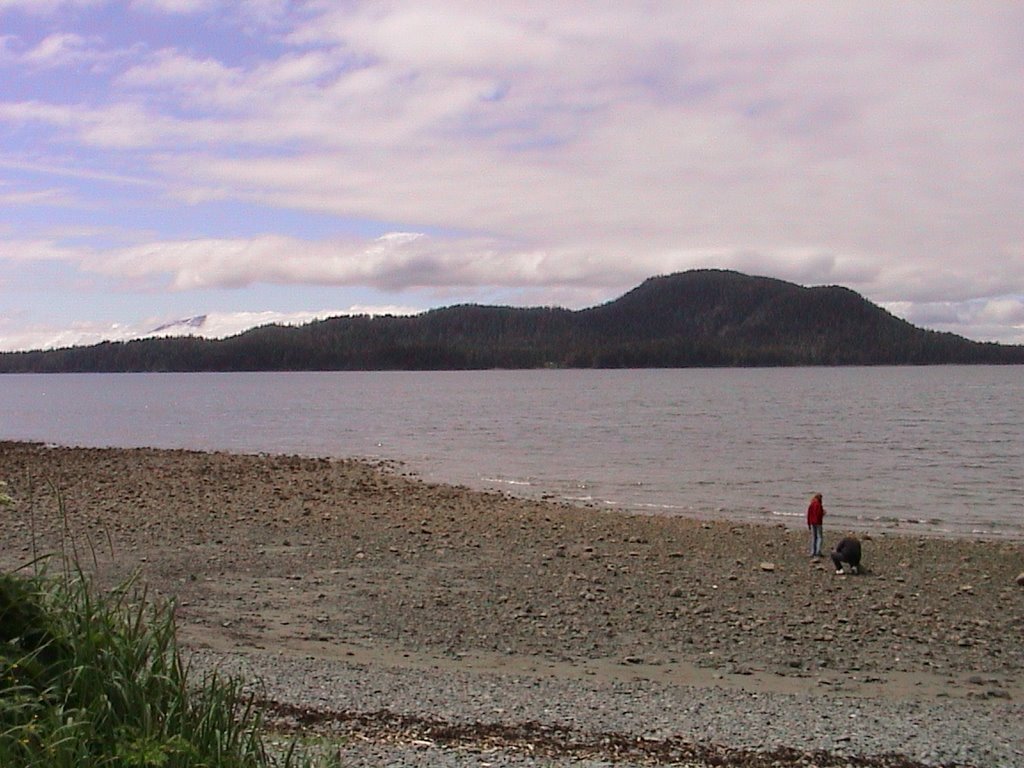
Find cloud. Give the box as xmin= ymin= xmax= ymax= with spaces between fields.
xmin=0 ymin=27 xmax=140 ymax=71
xmin=21 ymin=32 xmax=90 ymax=67
xmin=0 ymin=237 xmax=86 ymax=263
xmin=0 ymin=306 xmax=420 ymax=352
xmin=0 ymin=0 xmax=283 ymax=18
xmin=129 ymin=0 xmax=291 ymax=22
xmin=0 ymin=183 xmax=66 ymax=205
xmin=118 ymin=48 xmax=241 ymax=91
xmin=0 ymin=0 xmax=103 ymax=13
xmin=113 ymin=7 xmax=1014 ymax=273
xmin=0 ymin=228 xmax=983 ymax=311
xmin=1 ymin=2 xmax=1022 ymax=347
xmin=130 ymin=0 xmax=216 ymax=13
xmin=0 ymin=97 xmax=249 ymax=150
xmin=0 ymin=153 xmax=159 ymax=188
xmin=3 ymin=226 xmax=1022 ymax=347
xmin=887 ymin=297 xmax=1024 ymax=345
xmin=44 ymin=232 xmax=630 ymax=292
xmin=977 ymin=297 xmax=1024 ymax=325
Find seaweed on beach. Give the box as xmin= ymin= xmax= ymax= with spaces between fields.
xmin=260 ymin=698 xmax=972 ymax=768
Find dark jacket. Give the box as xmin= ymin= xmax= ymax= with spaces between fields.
xmin=833 ymin=537 xmax=861 ymax=566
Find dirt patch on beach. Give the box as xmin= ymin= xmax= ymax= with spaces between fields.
xmin=1 ymin=441 xmax=1021 ymax=703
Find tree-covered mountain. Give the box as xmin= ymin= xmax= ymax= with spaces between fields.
xmin=3 ymin=270 xmax=1022 ymax=372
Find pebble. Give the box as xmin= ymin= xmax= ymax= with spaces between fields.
xmin=195 ymin=649 xmax=1024 ymax=768
xmin=4 ymin=443 xmax=1022 ymax=767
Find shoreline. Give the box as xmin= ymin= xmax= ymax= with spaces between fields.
xmin=10 ymin=436 xmax=1022 ymax=543
xmin=1 ymin=440 xmax=1022 ymax=766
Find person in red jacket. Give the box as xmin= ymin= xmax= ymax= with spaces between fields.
xmin=807 ymin=492 xmax=825 ymax=558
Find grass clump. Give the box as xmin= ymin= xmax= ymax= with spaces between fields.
xmin=0 ymin=566 xmax=332 ymax=768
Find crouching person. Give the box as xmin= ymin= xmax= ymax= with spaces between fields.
xmin=831 ymin=536 xmax=862 ymax=575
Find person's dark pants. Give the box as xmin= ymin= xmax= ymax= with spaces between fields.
xmin=831 ymin=551 xmax=861 ymax=573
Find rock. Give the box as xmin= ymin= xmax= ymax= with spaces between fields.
xmin=759 ymin=562 xmax=776 ymax=572
xmin=1015 ymin=572 xmax=1024 ymax=586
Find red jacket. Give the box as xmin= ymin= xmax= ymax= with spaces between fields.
xmin=807 ymin=497 xmax=824 ymax=526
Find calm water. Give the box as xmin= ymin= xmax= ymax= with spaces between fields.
xmin=1 ymin=367 xmax=1021 ymax=540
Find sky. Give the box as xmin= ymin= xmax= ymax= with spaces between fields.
xmin=1 ymin=1 xmax=1023 ymax=352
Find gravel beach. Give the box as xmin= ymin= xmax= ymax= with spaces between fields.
xmin=1 ymin=441 xmax=1021 ymax=766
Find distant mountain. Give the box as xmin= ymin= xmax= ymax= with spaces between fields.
xmin=2 ymin=270 xmax=1022 ymax=372
xmin=148 ymin=314 xmax=208 ymax=335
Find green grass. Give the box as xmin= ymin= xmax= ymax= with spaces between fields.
xmin=0 ymin=565 xmax=339 ymax=768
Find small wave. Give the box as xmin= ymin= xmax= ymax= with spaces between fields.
xmin=482 ymin=476 xmax=533 ymax=487
xmin=631 ymin=501 xmax=694 ymax=512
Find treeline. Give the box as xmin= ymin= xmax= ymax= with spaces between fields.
xmin=3 ymin=270 xmax=1023 ymax=372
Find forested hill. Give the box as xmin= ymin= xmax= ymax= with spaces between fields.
xmin=3 ymin=270 xmax=1023 ymax=372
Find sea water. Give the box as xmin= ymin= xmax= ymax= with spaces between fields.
xmin=1 ymin=367 xmax=1020 ymax=539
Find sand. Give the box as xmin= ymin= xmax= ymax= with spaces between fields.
xmin=1 ymin=441 xmax=1022 ymax=765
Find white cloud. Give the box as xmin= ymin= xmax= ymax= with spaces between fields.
xmin=306 ymin=4 xmax=562 ymax=73
xmin=1 ymin=2 xmax=1023 ymax=346
xmin=0 ymin=320 xmax=134 ymax=352
xmin=886 ymin=296 xmax=1024 ymax=345
xmin=130 ymin=0 xmax=216 ymax=13
xmin=0 ymin=229 xmax=966 ymax=311
xmin=0 ymin=237 xmax=86 ymax=263
xmin=0 ymin=153 xmax=158 ymax=188
xmin=0 ymin=306 xmax=420 ymax=352
xmin=0 ymin=0 xmax=270 ymax=17
xmin=129 ymin=0 xmax=291 ymax=22
xmin=118 ymin=48 xmax=241 ymax=92
xmin=0 ymin=183 xmax=66 ymax=205
xmin=80 ymin=232 xmax=633 ymax=292
xmin=977 ymin=297 xmax=1024 ymax=325
xmin=0 ymin=27 xmax=141 ymax=71
xmin=101 ymin=5 xmax=1015 ymax=295
xmin=3 ymin=225 xmax=1023 ymax=347
xmin=0 ymin=0 xmax=103 ymax=13
xmin=0 ymin=98 xmax=245 ymax=150
xmin=0 ymin=100 xmax=78 ymax=126
xmin=22 ymin=32 xmax=89 ymax=67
